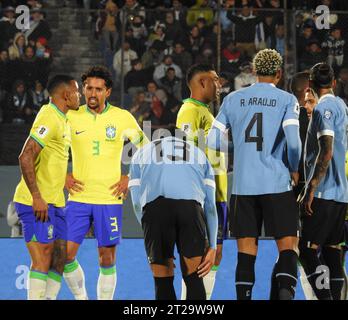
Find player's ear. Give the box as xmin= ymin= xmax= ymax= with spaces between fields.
xmin=105 ymin=87 xmax=112 ymax=98
xmin=200 ymin=78 xmax=205 ymax=89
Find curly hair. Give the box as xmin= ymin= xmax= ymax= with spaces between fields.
xmin=253 ymin=49 xmax=283 ymax=76
xmin=81 ymin=65 xmax=113 ymax=89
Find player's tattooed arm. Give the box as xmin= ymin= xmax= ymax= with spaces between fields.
xmin=302 ymin=135 xmax=333 ymax=215
xmin=309 ymin=135 xmax=333 ymax=190
xmin=19 ymin=137 xmax=48 ymax=221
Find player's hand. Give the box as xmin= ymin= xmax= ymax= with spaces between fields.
xmin=197 ymin=247 xmax=216 ymax=278
xmin=32 ymin=193 xmax=49 ymax=222
xmin=300 ymin=187 xmax=315 ymax=216
xmin=110 ymin=175 xmax=129 ymax=200
xmin=65 ymin=173 xmax=84 ymax=195
xmin=290 ymin=172 xmax=299 ymax=187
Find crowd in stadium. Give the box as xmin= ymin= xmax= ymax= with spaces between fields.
xmin=0 ymin=0 xmax=348 ymax=127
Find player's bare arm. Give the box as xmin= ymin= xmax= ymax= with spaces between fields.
xmin=65 ymin=173 xmax=84 ymax=195
xmin=197 ymin=247 xmax=216 ymax=278
xmin=302 ymin=135 xmax=333 ymax=215
xmin=18 ymin=137 xmax=48 ymax=222
xmin=110 ymin=175 xmax=129 ymax=199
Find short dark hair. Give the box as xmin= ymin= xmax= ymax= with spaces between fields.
xmin=81 ymin=65 xmax=113 ymax=89
xmin=310 ymin=62 xmax=334 ymax=89
xmin=290 ymin=71 xmax=309 ymax=95
xmin=47 ymin=74 xmax=75 ymax=95
xmin=186 ymin=64 xmax=215 ymax=85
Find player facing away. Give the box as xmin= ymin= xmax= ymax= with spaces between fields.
xmin=128 ymin=136 xmax=218 ymax=300
xmin=207 ymin=49 xmax=302 ymax=300
xmin=176 ymin=64 xmax=228 ymax=300
xmin=299 ymin=63 xmax=348 ymax=300
xmin=13 ymin=75 xmax=80 ymax=299
xmin=62 ymin=66 xmax=148 ymax=300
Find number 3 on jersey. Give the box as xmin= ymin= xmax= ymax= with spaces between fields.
xmin=245 ymin=113 xmax=263 ymax=151
xmin=93 ymin=140 xmax=100 ymax=155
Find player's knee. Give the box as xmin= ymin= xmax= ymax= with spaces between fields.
xmin=99 ymin=253 xmax=115 ymax=267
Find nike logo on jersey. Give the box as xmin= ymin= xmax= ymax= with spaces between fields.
xmin=75 ymin=130 xmax=86 ymax=135
xmin=110 ymin=235 xmax=119 ymax=241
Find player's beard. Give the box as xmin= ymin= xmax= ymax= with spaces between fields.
xmin=87 ymin=97 xmax=100 ymax=110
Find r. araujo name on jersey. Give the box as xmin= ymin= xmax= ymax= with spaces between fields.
xmin=67 ymin=103 xmax=148 ymax=205
xmin=14 ymin=103 xmax=71 ymax=207
xmin=305 ymin=94 xmax=348 ymax=203
xmin=208 ymin=82 xmax=300 ymax=195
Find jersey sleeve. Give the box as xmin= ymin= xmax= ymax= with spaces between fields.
xmin=313 ymin=105 xmax=335 ymax=140
xmin=29 ymin=109 xmax=57 ymax=148
xmin=176 ymin=106 xmax=201 ymax=142
xmin=128 ymin=150 xmax=142 ymax=224
xmin=282 ymin=94 xmax=300 ymax=127
xmin=122 ymin=111 xmax=149 ymax=148
xmin=203 ymin=157 xmax=218 ymax=250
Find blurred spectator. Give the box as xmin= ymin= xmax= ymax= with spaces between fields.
xmin=25 ymin=8 xmax=52 ymax=45
xmin=187 ymin=25 xmax=205 ymax=60
xmin=95 ymin=0 xmax=119 ymax=53
xmin=31 ymin=80 xmax=49 ymax=111
xmin=163 ymin=11 xmax=182 ymax=47
xmin=196 ymin=17 xmax=210 ymax=39
xmin=153 ymin=54 xmax=182 ymax=86
xmin=299 ymin=39 xmax=326 ymax=71
xmin=263 ymin=13 xmax=277 ymax=44
xmin=234 ymin=61 xmax=256 ymax=90
xmin=219 ymin=72 xmax=233 ymax=101
xmin=171 ymin=42 xmax=192 ymax=75
xmin=27 ymin=0 xmax=43 ymax=9
xmin=118 ymin=0 xmax=146 ymax=26
xmin=130 ymin=91 xmax=151 ymax=126
xmin=186 ymin=0 xmax=214 ymax=27
xmin=297 ymin=25 xmax=316 ymax=57
xmin=3 ymin=79 xmax=34 ymax=124
xmin=172 ymin=0 xmax=188 ymax=27
xmin=8 ymin=33 xmax=27 ymax=61
xmin=335 ymin=68 xmax=348 ymax=105
xmin=219 ymin=0 xmax=235 ymax=32
xmin=113 ymin=40 xmax=138 ymax=81
xmin=158 ymin=67 xmax=182 ymax=103
xmin=160 ymin=100 xmax=181 ymax=135
xmin=0 ymin=6 xmax=17 ymax=50
xmin=321 ymin=26 xmax=345 ymax=69
xmin=141 ymin=40 xmax=164 ymax=69
xmin=124 ymin=58 xmax=153 ymax=96
xmin=195 ymin=43 xmax=216 ymax=65
xmin=267 ymin=23 xmax=285 ymax=58
xmin=130 ymin=14 xmax=148 ymax=41
xmin=221 ymin=39 xmax=243 ymax=75
xmin=145 ymin=80 xmax=167 ymax=128
xmin=0 ymin=49 xmax=10 ymax=93
xmin=254 ymin=18 xmax=267 ymax=51
xmin=35 ymin=37 xmax=51 ymax=60
xmin=146 ymin=21 xmax=166 ymax=48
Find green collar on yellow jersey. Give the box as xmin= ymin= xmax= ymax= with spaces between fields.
xmin=183 ymin=98 xmax=210 ymax=109
xmin=86 ymin=102 xmax=111 ymax=115
xmin=49 ymin=102 xmax=66 ymax=119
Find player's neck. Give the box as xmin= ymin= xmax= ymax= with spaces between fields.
xmin=256 ymin=76 xmax=277 ymax=85
xmin=50 ymin=99 xmax=68 ymax=114
xmin=318 ymin=88 xmax=334 ymax=98
xmin=88 ymin=103 xmax=106 ymax=114
xmin=189 ymin=95 xmax=211 ymax=105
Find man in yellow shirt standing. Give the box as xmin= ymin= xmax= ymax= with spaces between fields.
xmin=62 ymin=66 xmax=148 ymax=300
xmin=176 ymin=64 xmax=228 ymax=300
xmin=13 ymin=75 xmax=81 ymax=300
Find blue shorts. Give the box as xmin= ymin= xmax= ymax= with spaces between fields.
xmin=217 ymin=202 xmax=228 ymax=245
xmin=15 ymin=203 xmax=66 ymax=243
xmin=65 ymin=201 xmax=123 ymax=247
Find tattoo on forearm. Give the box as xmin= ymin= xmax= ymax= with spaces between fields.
xmin=19 ymin=138 xmax=42 ymax=196
xmin=310 ymin=135 xmax=333 ymax=189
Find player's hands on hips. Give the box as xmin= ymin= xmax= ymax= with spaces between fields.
xmin=32 ymin=192 xmax=49 ymax=222
xmin=197 ymin=247 xmax=216 ymax=278
xmin=110 ymin=175 xmax=129 ymax=199
xmin=65 ymin=173 xmax=84 ymax=195
xmin=300 ymin=186 xmax=315 ymax=216
xmin=290 ymin=172 xmax=299 ymax=187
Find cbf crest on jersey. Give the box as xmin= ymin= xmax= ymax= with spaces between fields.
xmin=105 ymin=124 xmax=116 ymax=140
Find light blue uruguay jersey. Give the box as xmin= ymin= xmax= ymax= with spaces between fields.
xmin=304 ymin=94 xmax=348 ymax=203
xmin=128 ymin=136 xmax=218 ymax=248
xmin=207 ymin=82 xmax=302 ymax=195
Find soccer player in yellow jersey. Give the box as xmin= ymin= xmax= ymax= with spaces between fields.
xmin=176 ymin=64 xmax=228 ymax=300
xmin=62 ymin=66 xmax=148 ymax=300
xmin=13 ymin=75 xmax=80 ymax=300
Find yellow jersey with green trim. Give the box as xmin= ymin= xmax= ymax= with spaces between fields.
xmin=176 ymin=98 xmax=228 ymax=202
xmin=14 ymin=103 xmax=71 ymax=207
xmin=67 ymin=103 xmax=148 ymax=204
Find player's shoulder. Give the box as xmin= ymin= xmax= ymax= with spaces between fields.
xmin=67 ymin=104 xmax=87 ymax=118
xmin=108 ymin=104 xmax=135 ymax=119
xmin=34 ymin=103 xmax=61 ymax=123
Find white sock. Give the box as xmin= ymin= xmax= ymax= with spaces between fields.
xmin=27 ymin=270 xmax=47 ymax=300
xmin=97 ymin=265 xmax=117 ymax=300
xmin=299 ymin=264 xmax=317 ymax=300
xmin=45 ymin=270 xmax=62 ymax=300
xmin=203 ymin=268 xmax=217 ymax=300
xmin=181 ymin=266 xmax=218 ymax=300
xmin=63 ymin=260 xmax=88 ymax=300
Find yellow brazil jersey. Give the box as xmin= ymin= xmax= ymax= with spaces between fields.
xmin=67 ymin=103 xmax=148 ymax=205
xmin=14 ymin=103 xmax=71 ymax=207
xmin=176 ymin=98 xmax=228 ymax=202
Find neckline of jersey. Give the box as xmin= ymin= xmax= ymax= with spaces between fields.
xmin=86 ymin=102 xmax=111 ymax=115
xmin=49 ymin=102 xmax=66 ymax=119
xmin=183 ymin=98 xmax=210 ymax=109
xmin=253 ymin=82 xmax=276 ymax=87
xmin=318 ymin=93 xmax=335 ymax=104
